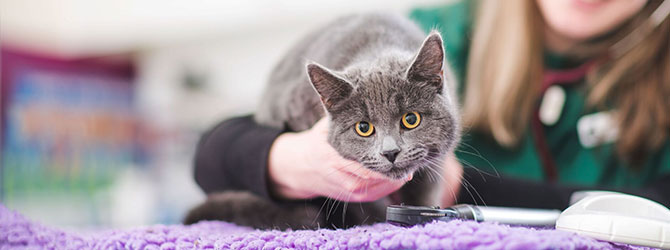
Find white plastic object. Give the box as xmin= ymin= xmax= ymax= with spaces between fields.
xmin=539 ymin=85 xmax=565 ymax=126
xmin=568 ymin=190 xmax=620 ymax=205
xmin=556 ymin=193 xmax=670 ymax=249
xmin=576 ymin=111 xmax=619 ymax=148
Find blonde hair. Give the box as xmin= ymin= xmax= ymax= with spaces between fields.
xmin=465 ymin=0 xmax=670 ymax=165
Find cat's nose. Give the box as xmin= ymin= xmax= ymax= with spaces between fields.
xmin=381 ymin=149 xmax=400 ymax=163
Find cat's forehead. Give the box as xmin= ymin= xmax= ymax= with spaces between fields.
xmin=340 ymin=75 xmax=437 ymax=123
xmin=347 ymin=70 xmax=406 ymax=90
xmin=333 ymin=56 xmax=441 ymax=121
xmin=342 ymin=56 xmax=410 ymax=86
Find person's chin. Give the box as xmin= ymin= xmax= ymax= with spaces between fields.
xmin=571 ymin=0 xmax=610 ymax=12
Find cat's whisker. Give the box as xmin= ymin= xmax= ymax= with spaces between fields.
xmin=456 ymin=157 xmax=500 ymax=182
xmin=422 ymin=157 xmax=485 ymax=207
xmin=421 ymin=155 xmax=487 ymax=206
xmin=318 ymin=160 xmax=363 ymax=185
xmin=324 ymin=198 xmax=335 ymax=221
xmin=456 ymin=142 xmax=500 ymax=178
xmin=343 ymin=163 xmax=370 ymax=175
xmin=426 ymin=162 xmax=444 ymax=179
xmin=423 ymin=158 xmax=447 ymax=181
xmin=311 ymin=200 xmax=327 ymax=227
xmin=444 ymin=175 xmax=459 ymax=206
xmin=340 ymin=176 xmax=366 ymax=225
xmin=341 ymin=192 xmax=350 ymax=226
xmin=460 ymin=176 xmax=487 ymax=206
xmin=315 ymin=197 xmax=330 ymax=225
xmin=422 ymin=162 xmax=439 ymax=183
xmin=364 ymin=178 xmax=370 ymax=197
xmin=327 ymin=186 xmax=349 ymax=221
xmin=312 ymin=159 xmax=379 ymax=224
xmin=332 ymin=188 xmax=347 ymax=211
xmin=342 ymin=200 xmax=349 ymax=227
xmin=425 ymin=163 xmax=444 ymax=183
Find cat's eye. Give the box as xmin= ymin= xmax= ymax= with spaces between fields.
xmin=355 ymin=121 xmax=374 ymax=137
xmin=401 ymin=112 xmax=421 ymax=129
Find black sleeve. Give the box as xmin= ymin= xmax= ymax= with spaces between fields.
xmin=457 ymin=167 xmax=670 ymax=209
xmin=193 ymin=115 xmax=284 ymax=199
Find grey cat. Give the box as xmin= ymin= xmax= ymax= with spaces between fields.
xmin=185 ymin=13 xmax=460 ymax=229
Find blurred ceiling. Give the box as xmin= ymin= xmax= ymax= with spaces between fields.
xmin=0 ymin=0 xmax=443 ymax=57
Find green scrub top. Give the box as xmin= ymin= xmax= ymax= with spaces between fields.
xmin=409 ymin=1 xmax=670 ymax=189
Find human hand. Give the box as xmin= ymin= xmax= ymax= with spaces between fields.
xmin=268 ymin=118 xmax=412 ymax=202
xmin=440 ymin=154 xmax=464 ymax=207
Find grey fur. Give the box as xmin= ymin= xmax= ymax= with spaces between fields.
xmin=186 ymin=13 xmax=460 ymax=229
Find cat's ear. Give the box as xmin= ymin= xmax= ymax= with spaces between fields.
xmin=406 ymin=32 xmax=444 ymax=91
xmin=307 ymin=63 xmax=353 ymax=110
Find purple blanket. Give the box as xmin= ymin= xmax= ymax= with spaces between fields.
xmin=0 ymin=204 xmax=648 ymax=249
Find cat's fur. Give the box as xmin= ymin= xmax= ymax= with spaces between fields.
xmin=185 ymin=13 xmax=460 ymax=229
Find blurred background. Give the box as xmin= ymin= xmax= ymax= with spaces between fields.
xmin=0 ymin=0 xmax=445 ymax=229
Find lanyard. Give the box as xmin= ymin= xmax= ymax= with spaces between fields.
xmin=531 ymin=60 xmax=598 ymax=181
xmin=528 ymin=0 xmax=670 ymax=181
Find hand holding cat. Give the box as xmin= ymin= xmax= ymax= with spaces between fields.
xmin=268 ymin=118 xmax=412 ymax=202
xmin=441 ymin=154 xmax=464 ymax=207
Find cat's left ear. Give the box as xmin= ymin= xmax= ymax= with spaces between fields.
xmin=406 ymin=32 xmax=444 ymax=92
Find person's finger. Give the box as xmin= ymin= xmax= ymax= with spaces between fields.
xmin=321 ymin=171 xmax=390 ymax=200
xmin=319 ymin=169 xmax=369 ymax=195
xmin=339 ymin=164 xmax=385 ymax=180
xmin=346 ymin=177 xmax=408 ymax=202
xmin=333 ymin=169 xmax=414 ymax=198
xmin=357 ymin=168 xmax=390 ymax=180
xmin=336 ymin=162 xmax=393 ymax=181
xmin=349 ymin=172 xmax=411 ymax=192
xmin=348 ymin=184 xmax=402 ymax=202
xmin=441 ymin=154 xmax=463 ymax=207
xmin=333 ymin=159 xmax=364 ymax=172
xmin=321 ymin=163 xmax=416 ymax=202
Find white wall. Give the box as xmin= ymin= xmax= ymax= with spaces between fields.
xmin=1 ymin=0 xmax=445 ymax=57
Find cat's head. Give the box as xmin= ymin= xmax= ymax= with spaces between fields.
xmin=306 ymin=32 xmax=460 ymax=180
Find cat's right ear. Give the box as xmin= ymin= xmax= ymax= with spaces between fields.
xmin=307 ymin=63 xmax=353 ymax=110
xmin=406 ymin=32 xmax=445 ymax=92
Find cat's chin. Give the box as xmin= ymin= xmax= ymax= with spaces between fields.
xmin=374 ymin=162 xmax=420 ymax=180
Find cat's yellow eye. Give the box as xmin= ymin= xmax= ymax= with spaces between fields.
xmin=401 ymin=112 xmax=421 ymax=129
xmin=355 ymin=121 xmax=374 ymax=137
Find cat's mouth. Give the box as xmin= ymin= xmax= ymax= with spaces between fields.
xmin=367 ymin=147 xmax=446 ymax=180
xmin=359 ymin=145 xmax=449 ymax=180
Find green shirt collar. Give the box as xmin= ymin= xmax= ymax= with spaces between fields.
xmin=544 ymin=51 xmax=589 ymax=70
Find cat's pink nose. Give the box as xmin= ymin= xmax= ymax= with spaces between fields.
xmin=381 ymin=149 xmax=400 ymax=163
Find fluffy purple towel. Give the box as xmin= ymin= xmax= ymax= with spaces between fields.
xmin=0 ymin=204 xmax=648 ymax=250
